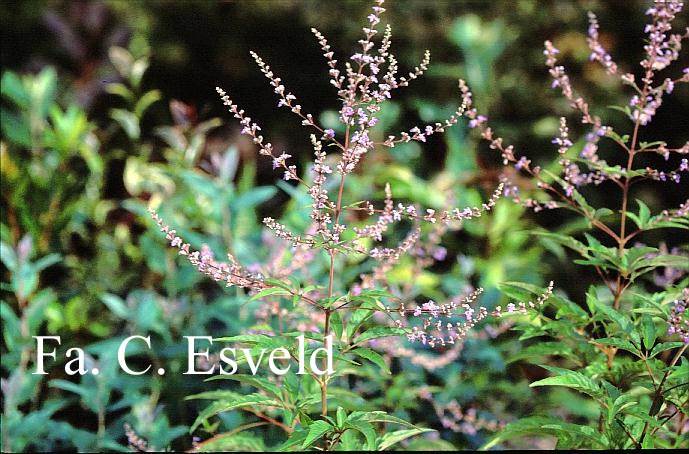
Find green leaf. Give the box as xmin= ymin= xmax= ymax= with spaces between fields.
xmin=1 ymin=71 xmax=30 ymax=107
xmin=14 ymin=264 xmax=38 ymax=301
xmin=134 ymin=89 xmax=161 ymax=118
xmin=641 ymin=315 xmax=657 ymax=351
xmin=110 ymin=108 xmax=140 ymax=139
xmin=330 ymin=311 xmax=343 ymax=340
xmin=100 ymin=293 xmax=129 ymax=319
xmin=378 ymin=428 xmax=434 ymax=451
xmin=185 ymin=390 xmax=242 ymax=401
xmin=336 ymin=407 xmax=347 ymax=428
xmin=610 ymin=393 xmax=638 ymax=420
xmin=234 ymin=186 xmax=278 ymax=211
xmin=193 ymin=432 xmax=266 ymax=452
xmin=350 ymin=348 xmax=391 ymax=374
xmin=649 ymin=342 xmax=684 ymax=358
xmin=275 ymin=430 xmax=307 ymax=452
xmin=498 ymin=281 xmax=551 ymax=301
xmin=592 ymin=299 xmax=639 ymax=345
xmin=346 ymin=307 xmax=375 ymax=341
xmin=594 ymin=337 xmax=641 ymax=357
xmin=0 ymin=241 xmax=17 ymax=271
xmin=302 ymin=420 xmax=333 ymax=449
xmin=607 ymin=105 xmax=631 ymax=117
xmin=109 ymin=46 xmax=133 ymax=77
xmin=353 ymin=327 xmax=406 ymax=345
xmin=353 ymin=411 xmax=418 ymax=428
xmin=248 ymin=287 xmax=291 ymax=302
xmin=105 ymin=83 xmax=134 ymax=102
xmin=542 ymin=422 xmax=608 ymax=448
xmin=593 ymin=208 xmax=614 ymax=220
xmin=636 ymin=199 xmax=651 ymax=228
xmin=206 ymin=374 xmax=283 ymax=400
xmin=481 ymin=416 xmax=554 ymax=449
xmin=531 ymin=231 xmax=590 ymax=257
xmin=507 ymin=341 xmax=579 ymax=364
xmin=531 ymin=365 xmax=604 ymax=401
xmin=262 ymin=278 xmax=293 ymax=291
xmin=344 ymin=419 xmax=377 ymax=450
xmin=190 ymin=394 xmax=282 ymax=432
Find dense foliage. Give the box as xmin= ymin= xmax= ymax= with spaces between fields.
xmin=1 ymin=0 xmax=687 ymax=451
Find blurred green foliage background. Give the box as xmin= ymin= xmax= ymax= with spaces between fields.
xmin=1 ymin=0 xmax=687 ymax=451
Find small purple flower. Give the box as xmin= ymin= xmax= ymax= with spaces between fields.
xmin=432 ymin=247 xmax=447 ymax=261
xmin=324 ymin=128 xmax=335 ymax=139
xmin=515 ymin=156 xmax=530 ymax=170
xmin=468 ymin=115 xmax=487 ymax=129
xmin=665 ymin=79 xmax=675 ymax=94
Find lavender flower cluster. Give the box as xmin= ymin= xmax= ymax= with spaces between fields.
xmin=418 ymin=389 xmax=505 ymax=436
xmin=667 ymin=289 xmax=689 ymax=344
xmin=149 ymin=0 xmax=553 ymax=353
xmin=464 ymin=1 xmax=689 ymax=218
xmin=388 ymin=283 xmax=553 ymax=348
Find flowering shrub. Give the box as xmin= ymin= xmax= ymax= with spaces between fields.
xmin=475 ymin=2 xmax=689 ymax=449
xmin=149 ymin=0 xmax=555 ymax=450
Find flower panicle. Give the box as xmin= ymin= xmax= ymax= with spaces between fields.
xmin=124 ymin=423 xmax=154 ymax=453
xmin=386 ymin=282 xmax=554 ymax=348
xmin=586 ymin=11 xmax=618 ymax=75
xmin=667 ymin=288 xmax=689 ymax=344
xmin=495 ymin=5 xmax=688 ymax=216
xmin=149 ymin=208 xmax=264 ymax=290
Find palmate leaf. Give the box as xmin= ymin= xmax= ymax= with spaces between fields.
xmin=189 ymin=394 xmax=282 ymax=432
xmin=530 ymin=365 xmax=605 ymax=402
